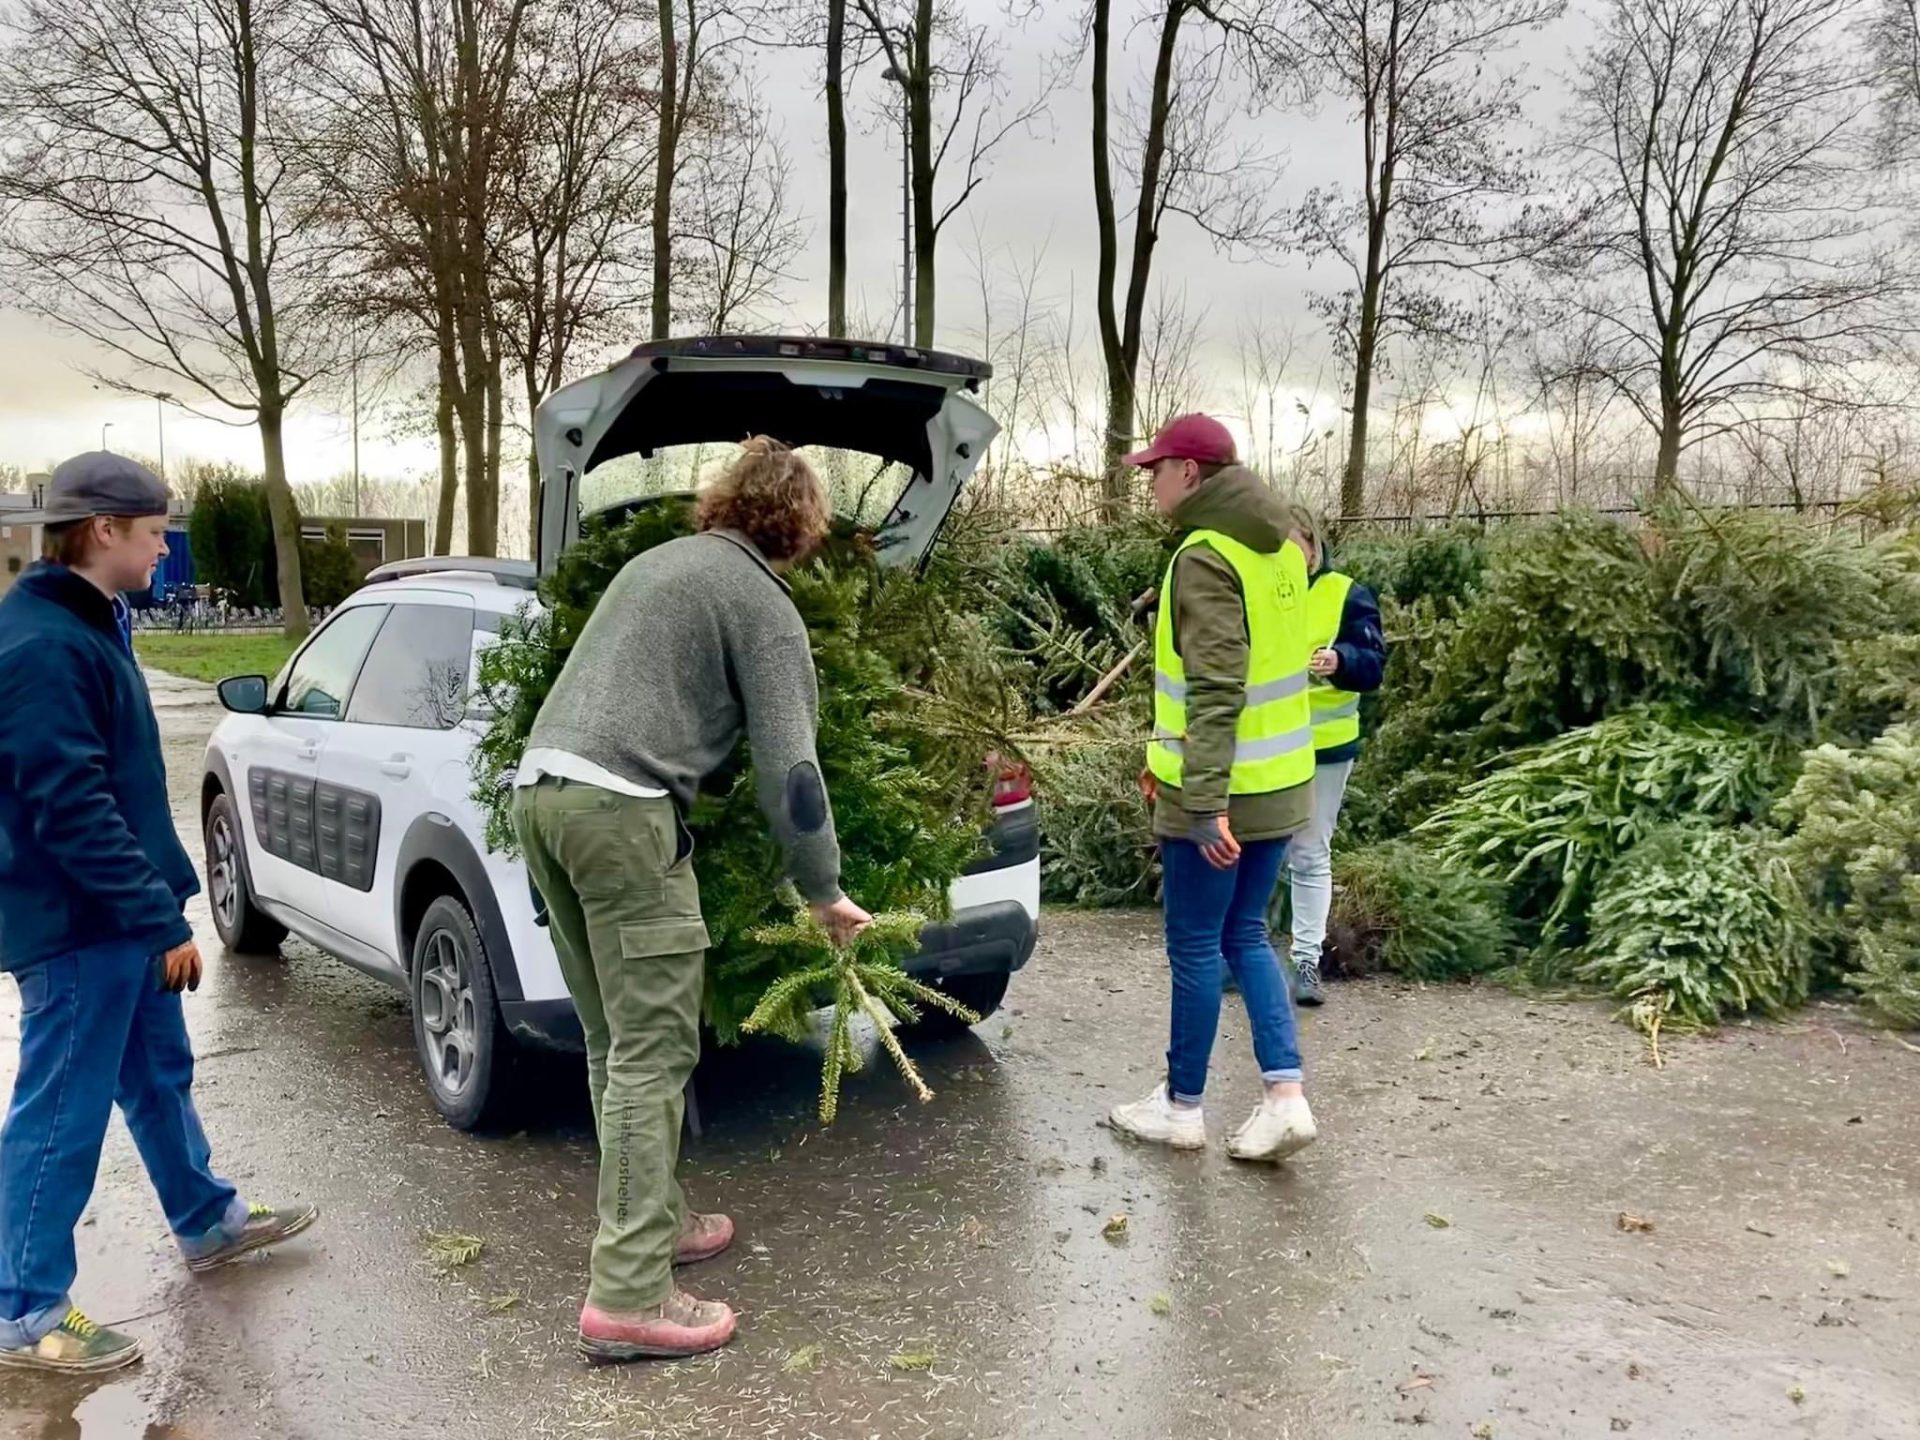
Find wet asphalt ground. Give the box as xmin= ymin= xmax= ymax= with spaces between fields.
xmin=0 ymin=674 xmax=1916 ymax=1440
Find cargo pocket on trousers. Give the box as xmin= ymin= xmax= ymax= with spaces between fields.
xmin=618 ymin=917 xmax=711 ymax=960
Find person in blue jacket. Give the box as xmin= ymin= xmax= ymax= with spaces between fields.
xmin=0 ymin=454 xmax=317 ymax=1375
xmin=1284 ymin=514 xmax=1387 ymax=1006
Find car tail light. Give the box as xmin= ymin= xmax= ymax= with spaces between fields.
xmin=987 ymin=753 xmax=1032 ymax=808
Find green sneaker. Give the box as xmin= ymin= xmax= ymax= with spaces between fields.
xmin=184 ymin=1201 xmax=320 ymax=1274
xmin=0 ymin=1308 xmax=143 ymax=1374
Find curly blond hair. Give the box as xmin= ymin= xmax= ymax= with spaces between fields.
xmin=694 ymin=436 xmax=830 ymax=563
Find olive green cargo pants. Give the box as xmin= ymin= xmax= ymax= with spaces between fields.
xmin=511 ymin=779 xmax=707 ymax=1312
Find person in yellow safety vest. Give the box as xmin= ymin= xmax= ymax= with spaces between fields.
xmin=1108 ymin=414 xmax=1319 ymax=1164
xmin=1282 ymin=522 xmax=1390 ymax=1013
xmin=1283 ymin=513 xmax=1386 ymax=1007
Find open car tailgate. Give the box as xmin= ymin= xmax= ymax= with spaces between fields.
xmin=534 ymin=336 xmax=999 ymax=574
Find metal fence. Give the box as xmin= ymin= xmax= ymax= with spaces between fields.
xmin=1336 ymin=498 xmax=1894 ymax=542
xmin=129 ymin=590 xmax=329 ymax=635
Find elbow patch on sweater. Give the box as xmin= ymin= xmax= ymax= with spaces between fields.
xmin=785 ymin=762 xmax=829 ymax=833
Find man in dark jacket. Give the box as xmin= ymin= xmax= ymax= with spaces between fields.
xmin=0 ymin=454 xmax=315 ymax=1375
xmin=1284 ymin=513 xmax=1387 ymax=1006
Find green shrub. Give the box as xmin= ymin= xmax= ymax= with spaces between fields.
xmin=1652 ymin=508 xmax=1913 ymax=738
xmin=1337 ymin=523 xmax=1489 ymax=614
xmin=1577 ymin=822 xmax=1812 ymax=1030
xmin=1827 ymin=633 xmax=1920 ymax=741
xmin=1349 ymin=514 xmax=1693 ymax=840
xmin=1775 ymin=724 xmax=1920 ymax=1027
xmin=186 ymin=466 xmax=280 ymax=609
xmin=1420 ymin=707 xmax=1784 ymax=941
xmin=1320 ymin=840 xmax=1512 ymax=980
xmin=299 ymin=523 xmax=360 ymax=609
xmin=471 ymin=503 xmax=988 ymax=1049
xmin=980 ymin=517 xmax=1166 ymax=714
xmin=1034 ymin=720 xmax=1159 ymax=906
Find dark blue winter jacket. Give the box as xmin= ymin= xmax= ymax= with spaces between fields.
xmin=1313 ymin=568 xmax=1386 ymax=766
xmin=0 ymin=563 xmax=197 ymax=970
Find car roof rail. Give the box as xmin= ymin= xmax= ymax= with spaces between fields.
xmin=361 ymin=556 xmax=538 ymax=590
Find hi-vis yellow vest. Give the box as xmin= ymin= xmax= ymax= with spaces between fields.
xmin=1306 ymin=570 xmax=1360 ymax=754
xmin=1147 ymin=530 xmax=1314 ymax=796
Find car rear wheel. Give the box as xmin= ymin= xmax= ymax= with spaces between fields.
xmin=410 ymin=894 xmax=515 ymax=1131
xmin=204 ymin=792 xmax=287 ymax=954
xmin=912 ymin=969 xmax=1011 ymax=1033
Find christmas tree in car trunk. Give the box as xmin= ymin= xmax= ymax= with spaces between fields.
xmin=471 ymin=499 xmax=1002 ymax=1121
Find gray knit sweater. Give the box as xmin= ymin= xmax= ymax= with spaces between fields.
xmin=526 ymin=529 xmax=843 ymax=903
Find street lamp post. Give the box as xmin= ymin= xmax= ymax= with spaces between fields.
xmin=351 ymin=347 xmax=361 ymax=517
xmin=882 ymin=63 xmax=912 ymax=347
xmin=154 ymin=392 xmax=171 ymax=480
xmin=101 ymin=422 xmax=114 ymax=452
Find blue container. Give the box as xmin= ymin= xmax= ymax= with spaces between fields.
xmin=137 ymin=527 xmax=195 ymax=605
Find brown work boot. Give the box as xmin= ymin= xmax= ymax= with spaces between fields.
xmin=673 ymin=1211 xmax=734 ymax=1266
xmin=579 ymin=1289 xmax=738 ymax=1363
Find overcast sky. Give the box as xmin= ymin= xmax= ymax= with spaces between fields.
xmin=0 ymin=0 xmax=1594 ymax=485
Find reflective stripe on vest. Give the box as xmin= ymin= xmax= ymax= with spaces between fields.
xmin=1146 ymin=529 xmax=1315 ymax=797
xmin=1306 ymin=570 xmax=1361 ymax=754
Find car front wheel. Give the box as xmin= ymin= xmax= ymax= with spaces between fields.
xmin=411 ymin=894 xmax=514 ymax=1131
xmin=204 ymin=792 xmax=287 ymax=955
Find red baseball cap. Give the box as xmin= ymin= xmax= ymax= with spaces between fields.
xmin=1123 ymin=413 xmax=1237 ymax=468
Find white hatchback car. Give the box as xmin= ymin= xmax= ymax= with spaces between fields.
xmin=200 ymin=337 xmax=1041 ymax=1129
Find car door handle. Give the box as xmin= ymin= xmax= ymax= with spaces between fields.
xmin=380 ymin=757 xmax=413 ymax=779
xmin=297 ymin=742 xmax=319 ymax=761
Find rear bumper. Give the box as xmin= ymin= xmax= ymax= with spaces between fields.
xmin=906 ymin=899 xmax=1037 ymax=981
xmin=506 ymin=887 xmax=1039 ymax=1053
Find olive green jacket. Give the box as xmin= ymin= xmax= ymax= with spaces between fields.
xmin=1151 ymin=466 xmax=1314 ymax=844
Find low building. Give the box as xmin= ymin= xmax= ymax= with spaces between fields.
xmin=0 ymin=477 xmax=50 ymax=598
xmin=0 ymin=480 xmax=428 ymax=601
xmin=299 ymin=516 xmax=430 ymax=574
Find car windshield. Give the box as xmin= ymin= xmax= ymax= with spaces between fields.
xmin=580 ymin=443 xmax=917 ymax=530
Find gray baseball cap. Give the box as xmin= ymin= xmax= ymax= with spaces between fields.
xmin=18 ymin=452 xmax=171 ymax=525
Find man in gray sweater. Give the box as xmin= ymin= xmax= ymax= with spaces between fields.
xmin=512 ymin=438 xmax=870 ymax=1364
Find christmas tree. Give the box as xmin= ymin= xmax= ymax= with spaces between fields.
xmin=471 ymin=501 xmax=1000 ymax=1120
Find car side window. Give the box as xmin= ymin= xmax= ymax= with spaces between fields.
xmin=346 ymin=604 xmax=475 ymax=730
xmin=279 ymin=606 xmax=389 ymax=720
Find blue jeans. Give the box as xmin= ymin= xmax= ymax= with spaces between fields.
xmin=0 ymin=940 xmax=246 ymax=1347
xmin=1162 ymin=837 xmax=1304 ymax=1103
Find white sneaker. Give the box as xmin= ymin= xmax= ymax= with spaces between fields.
xmin=1108 ymin=1082 xmax=1207 ymax=1150
xmin=1226 ymin=1094 xmax=1318 ymax=1162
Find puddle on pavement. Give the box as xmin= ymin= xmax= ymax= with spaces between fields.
xmin=4 ymin=1374 xmax=179 ymax=1440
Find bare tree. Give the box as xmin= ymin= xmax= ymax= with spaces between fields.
xmin=856 ymin=0 xmax=1051 ymax=348
xmin=1525 ymin=316 xmax=1624 ymax=506
xmin=0 ymin=0 xmax=313 ymax=635
xmin=1134 ymin=285 xmax=1208 ymax=435
xmin=1089 ymin=0 xmax=1281 ymax=503
xmin=497 ymin=0 xmax=658 ymax=551
xmin=649 ymin=0 xmax=764 ymax=339
xmin=676 ymin=96 xmax=807 ymax=331
xmin=1555 ymin=0 xmax=1912 ymax=490
xmin=301 ymin=0 xmax=534 ymax=558
xmin=1280 ymin=0 xmax=1562 ymax=519
xmin=964 ymin=230 xmax=1057 ymax=495
xmin=827 ymin=0 xmax=851 ymax=335
xmin=1864 ymin=0 xmax=1920 ymax=163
